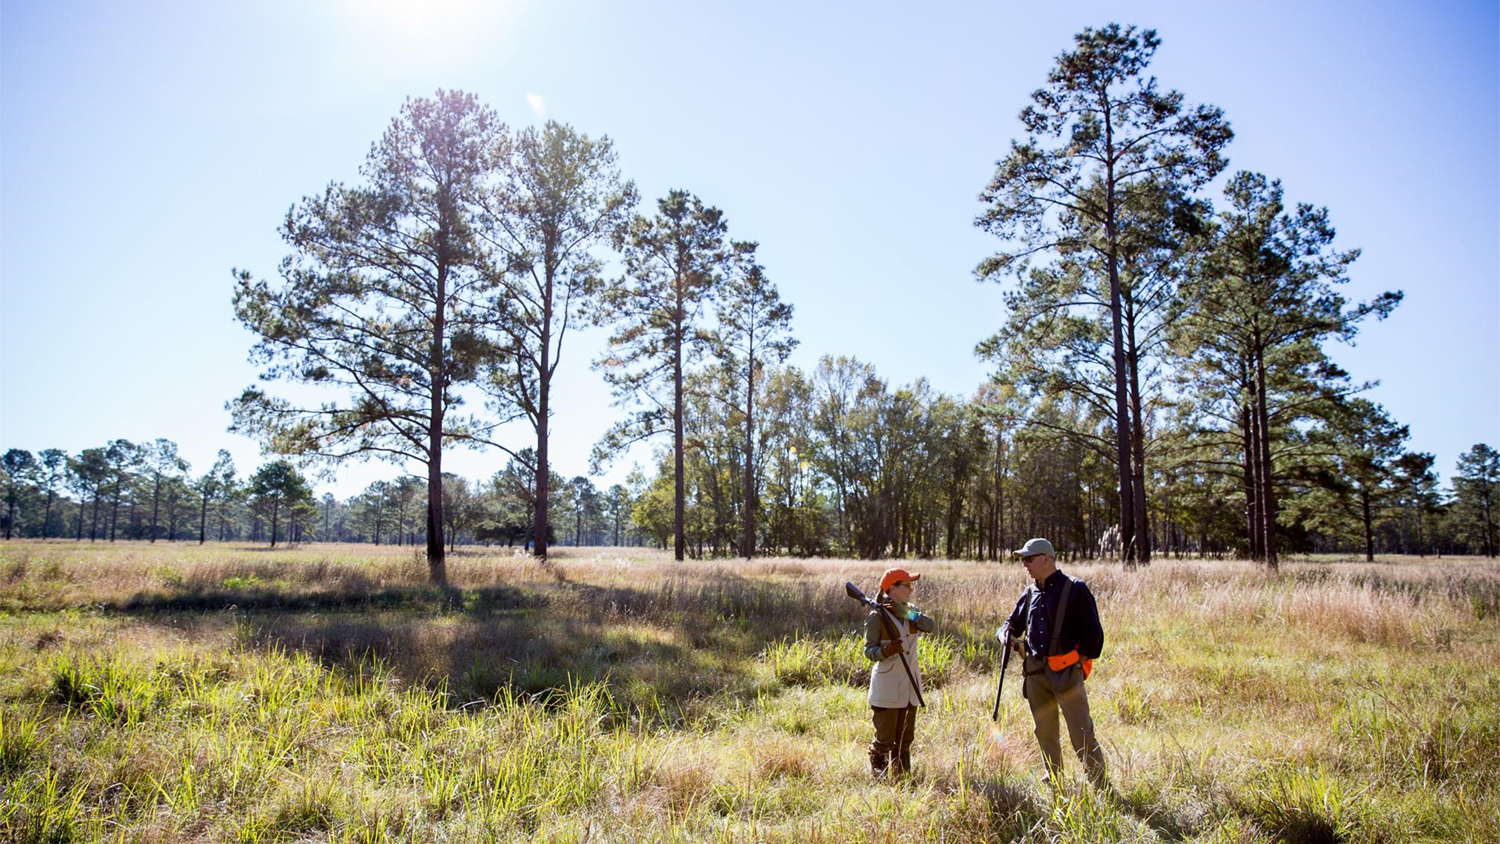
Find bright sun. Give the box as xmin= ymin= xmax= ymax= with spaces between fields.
xmin=337 ymin=0 xmax=515 ymax=64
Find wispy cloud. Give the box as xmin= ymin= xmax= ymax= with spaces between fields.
xmin=525 ymin=93 xmax=547 ymax=117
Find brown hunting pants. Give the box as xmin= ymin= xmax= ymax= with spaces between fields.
xmin=1024 ymin=659 xmax=1106 ymax=784
xmin=869 ymin=705 xmax=916 ymax=777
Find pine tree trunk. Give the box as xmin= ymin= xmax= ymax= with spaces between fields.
xmin=1240 ymin=348 xmax=1262 ymax=562
xmin=1242 ymin=403 xmax=1261 ymax=561
xmin=743 ymin=357 xmax=756 ymax=559
xmin=673 ymin=307 xmax=686 ymax=562
xmin=1126 ymin=299 xmax=1150 ymax=564
xmin=534 ymin=311 xmax=552 ymax=560
xmin=1253 ymin=336 xmax=1278 ymax=569
xmin=1362 ymin=490 xmax=1375 ymax=562
xmin=200 ymin=490 xmax=211 ymax=545
xmin=150 ymin=477 xmax=162 ymax=543
xmin=1102 ymin=120 xmax=1136 ymax=567
xmin=108 ymin=476 xmax=123 ymax=542
xmin=994 ymin=428 xmax=1005 ymax=560
xmin=426 ymin=263 xmax=447 ymax=583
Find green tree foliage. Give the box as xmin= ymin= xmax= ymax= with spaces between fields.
xmin=562 ymin=475 xmax=603 ymax=545
xmin=1335 ymin=399 xmax=1409 ymax=562
xmin=67 ymin=447 xmax=109 ymax=541
xmin=713 ymin=243 xmax=796 ymax=558
xmin=477 ymin=121 xmax=637 ymax=559
xmin=141 ymin=438 xmax=188 ymax=543
xmin=594 ymin=189 xmax=734 ymax=561
xmin=353 ymin=480 xmax=392 ymax=545
xmin=1390 ymin=452 xmax=1440 ymax=556
xmin=247 ymin=460 xmax=315 ymax=547
xmin=36 ymin=448 xmax=67 ymax=539
xmin=1170 ymin=172 xmax=1400 ymax=567
xmin=479 ymin=450 xmax=537 ymax=547
xmin=440 ymin=473 xmax=482 ymax=552
xmin=194 ymin=450 xmax=236 ymax=544
xmin=230 ymin=90 xmax=509 ymax=583
xmin=759 ymin=365 xmax=818 ymax=554
xmin=2 ymin=449 xmax=37 ymax=540
xmin=101 ymin=439 xmax=140 ymax=543
xmin=976 ymin=23 xmax=1231 ymax=565
xmin=1454 ymin=444 xmax=1499 ymax=557
xmin=604 ymin=483 xmax=630 ymax=546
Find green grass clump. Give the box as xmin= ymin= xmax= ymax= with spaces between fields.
xmin=1239 ymin=765 xmax=1376 ymax=844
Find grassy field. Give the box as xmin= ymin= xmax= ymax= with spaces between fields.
xmin=1 ymin=541 xmax=1496 ymax=843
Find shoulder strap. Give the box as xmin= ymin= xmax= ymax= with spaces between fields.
xmin=1047 ymin=577 xmax=1074 ymax=656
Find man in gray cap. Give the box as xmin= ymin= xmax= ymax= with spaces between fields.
xmin=999 ymin=537 xmax=1106 ymax=786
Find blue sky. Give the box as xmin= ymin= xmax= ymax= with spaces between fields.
xmin=2 ymin=0 xmax=1496 ymax=498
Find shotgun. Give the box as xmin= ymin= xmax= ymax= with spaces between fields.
xmin=992 ymin=626 xmax=1015 ymax=721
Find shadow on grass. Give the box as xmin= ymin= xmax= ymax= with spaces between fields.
xmin=107 ymin=583 xmax=544 ymax=614
xmin=229 ymin=607 xmax=749 ymax=716
xmin=99 ymin=573 xmax=1008 ymax=718
xmin=1109 ymin=787 xmax=1202 ymax=842
xmin=975 ymin=779 xmax=1049 ymax=839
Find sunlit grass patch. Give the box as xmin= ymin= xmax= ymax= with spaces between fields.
xmin=763 ymin=633 xmax=867 ymax=688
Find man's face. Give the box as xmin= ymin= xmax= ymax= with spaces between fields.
xmin=1021 ymin=553 xmax=1056 ymax=581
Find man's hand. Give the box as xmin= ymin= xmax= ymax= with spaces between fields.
xmin=880 ymin=640 xmax=906 ymax=657
xmin=996 ymin=627 xmax=1024 ymax=655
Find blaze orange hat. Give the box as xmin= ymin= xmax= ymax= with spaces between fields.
xmin=879 ymin=568 xmax=921 ymax=594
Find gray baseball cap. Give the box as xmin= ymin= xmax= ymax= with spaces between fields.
xmin=1012 ymin=537 xmax=1056 ymax=558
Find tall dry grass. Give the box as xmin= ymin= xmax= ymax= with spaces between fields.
xmin=0 ymin=540 xmax=1496 ymax=842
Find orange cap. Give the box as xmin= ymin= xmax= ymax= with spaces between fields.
xmin=879 ymin=568 xmax=921 ymax=594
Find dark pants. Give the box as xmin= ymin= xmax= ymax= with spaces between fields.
xmin=869 ymin=705 xmax=916 ymax=776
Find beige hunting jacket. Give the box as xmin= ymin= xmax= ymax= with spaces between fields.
xmin=863 ymin=603 xmax=935 ymax=708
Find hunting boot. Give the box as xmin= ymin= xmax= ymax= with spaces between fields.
xmin=869 ymin=747 xmax=891 ymax=778
xmin=886 ymin=754 xmax=905 ymax=778
xmin=894 ymin=751 xmax=912 ymax=778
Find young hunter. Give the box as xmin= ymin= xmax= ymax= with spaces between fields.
xmin=1000 ymin=538 xmax=1107 ymax=786
xmin=863 ymin=568 xmax=935 ymax=778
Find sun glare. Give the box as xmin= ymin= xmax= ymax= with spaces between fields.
xmin=339 ymin=0 xmax=513 ymax=60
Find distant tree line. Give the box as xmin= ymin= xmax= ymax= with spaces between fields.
xmin=0 ymin=442 xmax=648 ymax=550
xmin=3 ymin=427 xmax=1493 ymax=560
xmin=611 ymin=361 xmax=1498 ymax=561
